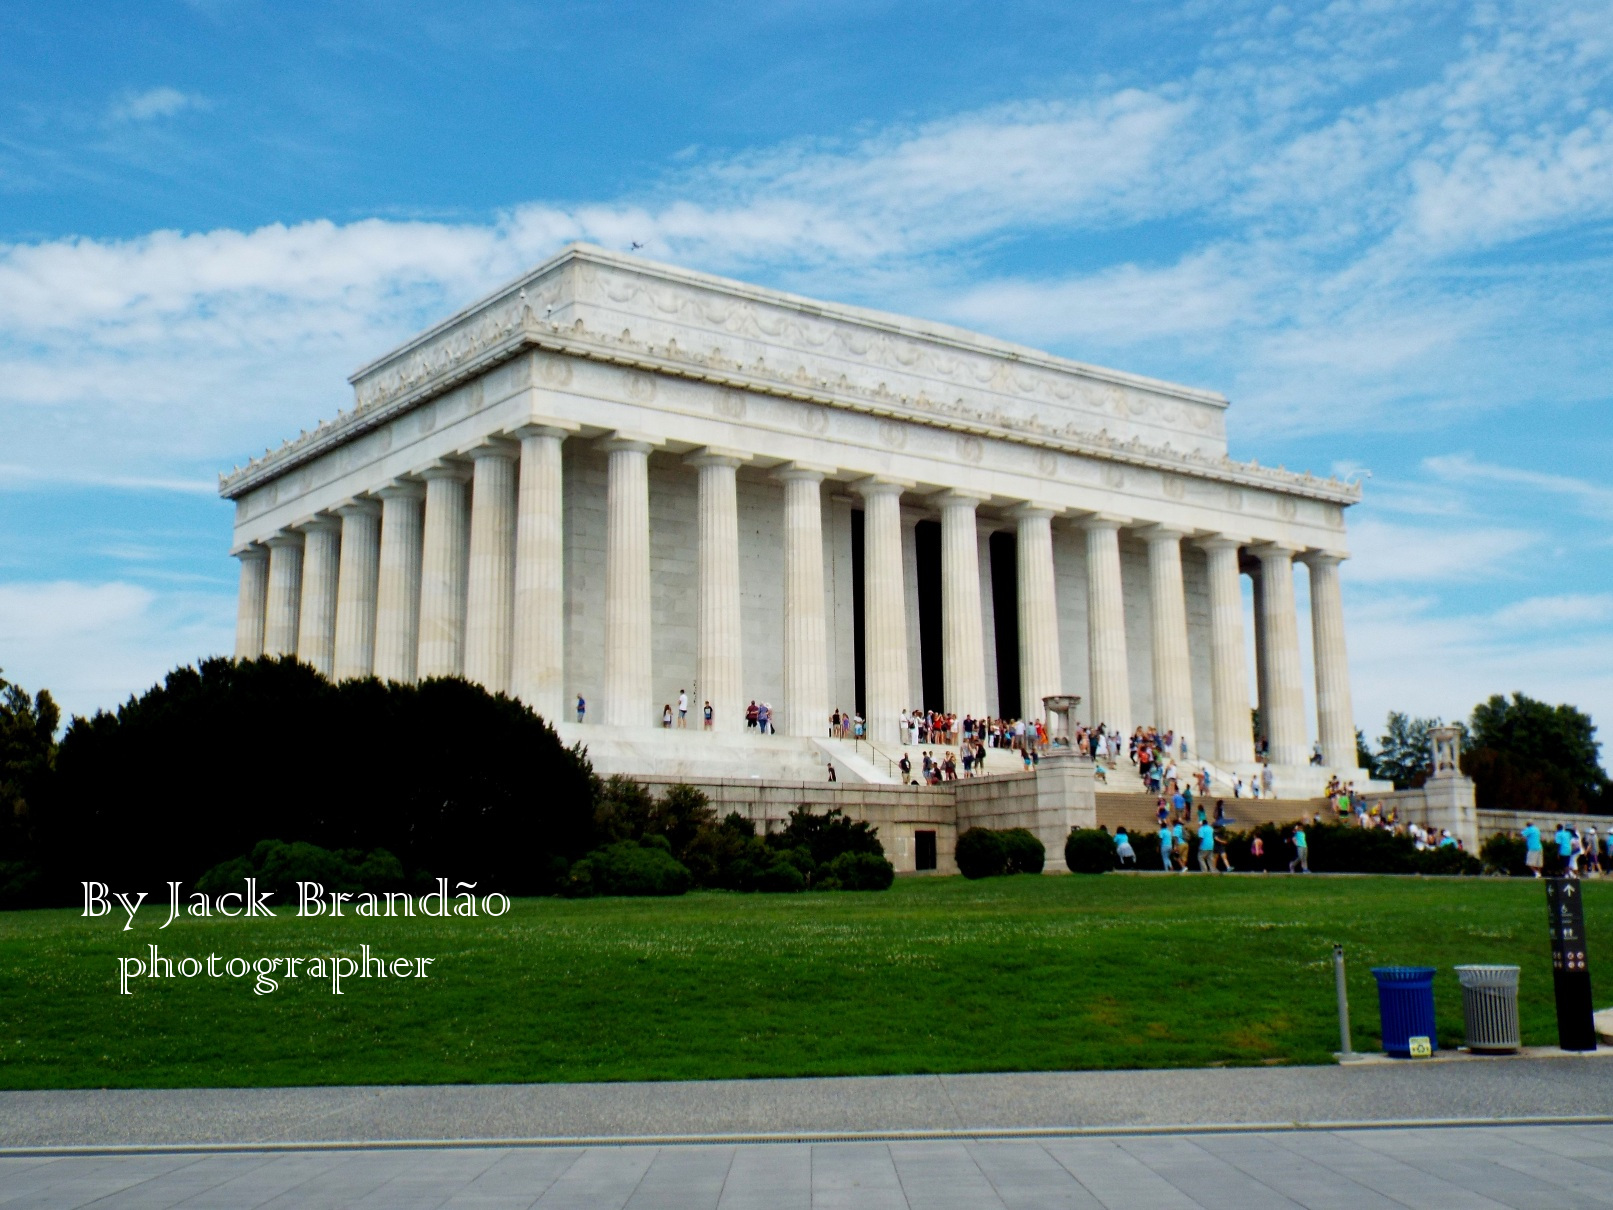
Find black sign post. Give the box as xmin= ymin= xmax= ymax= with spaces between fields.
xmin=1545 ymin=877 xmax=1597 ymax=1051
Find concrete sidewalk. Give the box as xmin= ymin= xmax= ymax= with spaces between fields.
xmin=4 ymin=1056 xmax=1611 ymax=1151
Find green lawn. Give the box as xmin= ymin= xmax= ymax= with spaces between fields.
xmin=0 ymin=874 xmax=1606 ymax=1089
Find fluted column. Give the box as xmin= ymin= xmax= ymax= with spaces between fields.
xmin=262 ymin=532 xmax=304 ymax=658
xmin=856 ymin=478 xmax=912 ymax=745
xmin=417 ymin=463 xmax=472 ymax=679
xmin=1253 ymin=543 xmax=1307 ymax=765
xmin=937 ymin=490 xmax=988 ymax=719
xmin=778 ymin=464 xmax=831 ymax=737
xmin=1081 ymin=515 xmax=1131 ymax=737
xmin=1198 ymin=536 xmax=1254 ymax=764
xmin=464 ymin=442 xmax=519 ymax=694
xmin=1305 ymin=551 xmax=1357 ymax=767
xmin=510 ymin=425 xmax=568 ymax=718
xmin=687 ymin=449 xmax=745 ymax=732
xmin=1143 ymin=526 xmax=1193 ymax=743
xmin=233 ymin=546 xmax=269 ymax=659
xmin=601 ymin=437 xmax=653 ymax=726
xmin=1011 ymin=505 xmax=1060 ymax=722
xmin=294 ymin=517 xmax=341 ymax=677
xmin=332 ymin=501 xmax=381 ymax=680
xmin=373 ymin=482 xmax=425 ymax=683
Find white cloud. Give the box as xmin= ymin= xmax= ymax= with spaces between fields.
xmin=1490 ymin=594 xmax=1613 ymax=628
xmin=1343 ymin=518 xmax=1540 ymax=583
xmin=0 ymin=581 xmax=232 ymax=720
xmin=1423 ymin=454 xmax=1613 ymax=517
xmin=108 ymin=87 xmax=206 ymax=124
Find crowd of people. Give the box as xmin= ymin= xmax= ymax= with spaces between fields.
xmin=1519 ymin=820 xmax=1609 ymax=877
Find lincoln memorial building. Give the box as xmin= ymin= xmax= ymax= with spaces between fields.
xmin=221 ymin=244 xmax=1367 ymax=797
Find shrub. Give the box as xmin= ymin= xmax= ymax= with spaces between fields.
xmin=823 ymin=850 xmax=895 ymax=890
xmin=1000 ymin=828 xmax=1045 ymax=875
xmin=955 ymin=827 xmax=1007 ymax=879
xmin=1064 ymin=828 xmax=1114 ymax=874
xmin=768 ymin=806 xmax=884 ymax=867
xmin=755 ymin=857 xmax=807 ymax=893
xmin=1224 ymin=821 xmax=1484 ymax=875
xmin=1480 ymin=832 xmax=1528 ymax=876
xmin=196 ymin=839 xmax=408 ymax=898
xmin=566 ymin=837 xmax=690 ymax=897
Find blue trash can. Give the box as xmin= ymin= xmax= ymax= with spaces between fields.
xmin=1371 ymin=966 xmax=1437 ymax=1057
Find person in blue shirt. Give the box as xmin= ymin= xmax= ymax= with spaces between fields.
xmin=1114 ymin=827 xmax=1136 ymax=869
xmin=1522 ymin=822 xmax=1542 ymax=877
xmin=1197 ymin=822 xmax=1217 ymax=872
xmin=1288 ymin=826 xmax=1309 ymax=873
xmin=1171 ymin=821 xmax=1187 ymax=872
xmin=1158 ymin=825 xmax=1173 ymax=872
xmin=1556 ymin=825 xmax=1573 ymax=874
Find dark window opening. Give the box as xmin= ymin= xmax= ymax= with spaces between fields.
xmin=851 ymin=508 xmax=866 ymax=717
xmin=914 ymin=519 xmax=943 ymax=711
xmin=989 ymin=530 xmax=1021 ymax=720
xmin=915 ymin=830 xmax=938 ymax=871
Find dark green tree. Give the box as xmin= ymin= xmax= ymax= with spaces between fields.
xmin=0 ymin=671 xmax=60 ymax=905
xmin=1355 ymin=728 xmax=1374 ymax=771
xmin=1464 ymin=693 xmax=1610 ymax=816
xmin=1373 ymin=712 xmax=1442 ymax=789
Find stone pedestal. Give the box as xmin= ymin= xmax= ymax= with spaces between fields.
xmin=1034 ymin=749 xmax=1098 ymax=863
xmin=1424 ymin=725 xmax=1478 ymax=850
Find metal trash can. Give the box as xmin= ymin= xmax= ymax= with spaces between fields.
xmin=1454 ymin=965 xmax=1521 ymax=1053
xmin=1371 ymin=966 xmax=1437 ymax=1057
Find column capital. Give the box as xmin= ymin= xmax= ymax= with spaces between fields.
xmin=596 ymin=432 xmax=660 ymax=455
xmin=1137 ymin=523 xmax=1190 ymax=544
xmin=1299 ymin=548 xmax=1349 ymax=568
xmin=1249 ymin=541 xmax=1301 ymax=563
xmin=684 ymin=446 xmax=750 ymax=470
xmin=231 ymin=542 xmax=268 ymax=561
xmin=773 ymin=461 xmax=834 ymax=484
xmin=1194 ymin=533 xmax=1249 ymax=554
xmin=263 ymin=530 xmax=304 ymax=549
xmin=418 ymin=459 xmax=473 ymax=483
xmin=1007 ymin=502 xmax=1062 ymax=521
xmin=463 ymin=438 xmax=520 ymax=462
xmin=334 ymin=498 xmax=383 ymax=519
xmin=852 ymin=475 xmax=913 ymax=500
xmin=509 ymin=417 xmax=580 ymax=440
xmin=375 ymin=479 xmax=427 ymax=501
xmin=293 ymin=514 xmax=342 ymax=536
xmin=929 ymin=487 xmax=989 ymax=509
xmin=1074 ymin=511 xmax=1131 ymax=533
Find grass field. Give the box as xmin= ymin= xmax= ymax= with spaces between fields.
xmin=0 ymin=874 xmax=1607 ymax=1090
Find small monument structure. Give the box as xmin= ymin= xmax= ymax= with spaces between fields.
xmin=1422 ymin=724 xmax=1478 ymax=851
xmin=1031 ymin=694 xmax=1097 ymax=859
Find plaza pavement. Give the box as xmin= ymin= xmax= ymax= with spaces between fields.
xmin=3 ymin=1059 xmax=1612 ymax=1207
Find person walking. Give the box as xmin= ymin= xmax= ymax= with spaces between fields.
xmin=1115 ymin=827 xmax=1137 ymax=869
xmin=758 ymin=702 xmax=772 ymax=734
xmin=746 ymin=700 xmax=759 ymax=730
xmin=575 ymin=694 xmax=586 ymax=724
xmin=1197 ymin=820 xmax=1217 ymax=873
xmin=1158 ymin=822 xmax=1173 ymax=872
xmin=1171 ymin=820 xmax=1188 ymax=872
xmin=662 ymin=703 xmax=673 ymax=728
xmin=1289 ymin=825 xmax=1309 ymax=873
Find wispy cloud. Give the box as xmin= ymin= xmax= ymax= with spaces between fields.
xmin=108 ymin=87 xmax=207 ymax=124
xmin=1424 ymin=454 xmax=1613 ymax=516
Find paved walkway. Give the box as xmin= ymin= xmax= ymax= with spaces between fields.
xmin=4 ymin=1056 xmax=1610 ymax=1149
xmin=5 ymin=1123 xmax=1613 ymax=1208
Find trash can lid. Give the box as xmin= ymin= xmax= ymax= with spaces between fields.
xmin=1454 ymin=964 xmax=1520 ymax=986
xmin=1370 ymin=966 xmax=1437 ymax=981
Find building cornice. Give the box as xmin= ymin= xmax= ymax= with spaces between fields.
xmin=219 ymin=246 xmax=1362 ymax=507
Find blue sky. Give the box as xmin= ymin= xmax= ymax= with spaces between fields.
xmin=2 ymin=0 xmax=1611 ymax=754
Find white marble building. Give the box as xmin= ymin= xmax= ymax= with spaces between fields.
xmin=221 ymin=244 xmax=1364 ymax=791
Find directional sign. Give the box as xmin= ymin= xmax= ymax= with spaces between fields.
xmin=1546 ymin=877 xmax=1597 ymax=1051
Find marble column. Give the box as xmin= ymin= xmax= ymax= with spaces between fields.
xmin=1305 ymin=551 xmax=1357 ymax=768
xmin=1143 ymin=526 xmax=1193 ymax=744
xmin=937 ymin=490 xmax=988 ymax=719
xmin=294 ymin=517 xmax=342 ymax=678
xmin=1011 ymin=505 xmax=1060 ymax=724
xmin=464 ymin=442 xmax=519 ymax=694
xmin=777 ymin=464 xmax=831 ymax=737
xmin=417 ymin=463 xmax=472 ymax=680
xmin=601 ymin=437 xmax=653 ymax=727
xmin=856 ymin=478 xmax=911 ymax=745
xmin=1197 ymin=536 xmax=1253 ymax=764
xmin=900 ymin=507 xmax=924 ymax=708
xmin=373 ymin=482 xmax=425 ymax=683
xmin=262 ymin=532 xmax=304 ymax=658
xmin=1254 ymin=543 xmax=1307 ymax=766
xmin=233 ymin=546 xmax=269 ymax=659
xmin=1080 ymin=515 xmax=1131 ymax=738
xmin=510 ymin=426 xmax=569 ymax=719
xmin=332 ymin=501 xmax=382 ymax=681
xmin=687 ymin=449 xmax=745 ymax=733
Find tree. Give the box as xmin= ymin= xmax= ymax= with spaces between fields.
xmin=1355 ymin=728 xmax=1374 ymax=772
xmin=1464 ymin=693 xmax=1610 ymax=816
xmin=0 ymin=671 xmax=58 ymax=830
xmin=1373 ymin=712 xmax=1442 ymax=789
